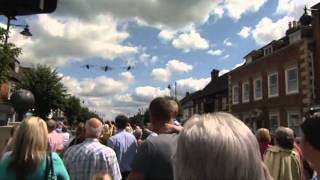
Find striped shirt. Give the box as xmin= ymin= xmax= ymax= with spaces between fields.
xmin=63 ymin=138 xmax=121 ymax=180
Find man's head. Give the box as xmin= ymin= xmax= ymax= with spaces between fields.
xmin=275 ymin=127 xmax=295 ymax=150
xmin=46 ymin=119 xmax=57 ymax=133
xmin=85 ymin=118 xmax=103 ymax=138
xmin=149 ymin=97 xmax=176 ymax=124
xmin=115 ymin=114 xmax=129 ymax=130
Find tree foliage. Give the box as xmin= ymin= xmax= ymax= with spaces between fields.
xmin=18 ymin=65 xmax=67 ymax=119
xmin=0 ymin=27 xmax=21 ymax=83
xmin=62 ymin=95 xmax=101 ymax=124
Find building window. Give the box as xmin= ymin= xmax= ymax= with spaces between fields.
xmin=287 ymin=111 xmax=301 ymax=136
xmin=269 ymin=112 xmax=280 ymax=134
xmin=268 ymin=73 xmax=278 ymax=98
xmin=285 ymin=66 xmax=299 ymax=94
xmin=222 ymin=97 xmax=227 ymax=110
xmin=232 ymin=85 xmax=239 ymax=104
xmin=254 ymin=78 xmax=262 ymax=100
xmin=214 ymin=99 xmax=219 ymax=111
xmin=242 ymin=82 xmax=249 ymax=103
xmin=264 ymin=46 xmax=273 ymax=56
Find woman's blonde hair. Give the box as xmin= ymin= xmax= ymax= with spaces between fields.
xmin=256 ymin=128 xmax=271 ymax=143
xmin=9 ymin=116 xmax=49 ymax=177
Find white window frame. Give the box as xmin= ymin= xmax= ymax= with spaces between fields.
xmin=285 ymin=66 xmax=299 ymax=95
xmin=287 ymin=111 xmax=301 ymax=136
xmin=242 ymin=81 xmax=250 ymax=103
xmin=254 ymin=78 xmax=263 ymax=101
xmin=268 ymin=72 xmax=279 ymax=98
xmin=269 ymin=112 xmax=280 ymax=134
xmin=232 ymin=85 xmax=239 ymax=105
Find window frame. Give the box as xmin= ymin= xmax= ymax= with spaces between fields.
xmin=253 ymin=77 xmax=263 ymax=101
xmin=268 ymin=72 xmax=279 ymax=98
xmin=269 ymin=112 xmax=280 ymax=134
xmin=287 ymin=111 xmax=301 ymax=136
xmin=242 ymin=81 xmax=250 ymax=103
xmin=285 ymin=66 xmax=299 ymax=95
xmin=232 ymin=85 xmax=239 ymax=105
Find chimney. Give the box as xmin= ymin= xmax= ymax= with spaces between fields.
xmin=211 ymin=69 xmax=219 ymax=81
xmin=288 ymin=21 xmax=292 ymax=29
xmin=185 ymin=92 xmax=190 ymax=96
xmin=293 ymin=21 xmax=297 ymax=28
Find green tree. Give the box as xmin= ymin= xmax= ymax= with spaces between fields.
xmin=18 ymin=65 xmax=67 ymax=119
xmin=63 ymin=96 xmax=82 ymax=124
xmin=0 ymin=27 xmax=21 ymax=83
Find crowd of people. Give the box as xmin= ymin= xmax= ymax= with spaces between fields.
xmin=0 ymin=96 xmax=319 ymax=180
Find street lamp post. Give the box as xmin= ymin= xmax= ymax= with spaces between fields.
xmin=3 ymin=16 xmax=32 ymax=45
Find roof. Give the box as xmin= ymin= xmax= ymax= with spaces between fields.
xmin=201 ymin=73 xmax=228 ymax=97
xmin=180 ymin=90 xmax=203 ymax=105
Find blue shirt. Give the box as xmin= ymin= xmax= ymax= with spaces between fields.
xmin=108 ymin=130 xmax=138 ymax=172
xmin=64 ymin=138 xmax=122 ymax=180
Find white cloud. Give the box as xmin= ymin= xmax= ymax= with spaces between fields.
xmin=252 ymin=16 xmax=294 ymax=45
xmin=56 ymin=0 xmax=221 ymax=29
xmin=120 ymin=72 xmax=135 ymax=84
xmin=10 ymin=15 xmax=137 ymax=67
xmin=238 ymin=26 xmax=252 ymax=38
xmin=151 ymin=68 xmax=171 ymax=82
xmin=176 ymin=77 xmax=210 ymax=97
xmin=167 ymin=60 xmax=193 ymax=73
xmin=207 ymin=49 xmax=224 ymax=56
xmin=158 ymin=30 xmax=176 ymax=41
xmin=224 ymin=0 xmax=267 ymax=20
xmin=133 ymin=86 xmax=170 ymax=103
xmin=220 ymin=54 xmax=230 ymax=60
xmin=172 ymin=31 xmax=209 ymax=52
xmin=139 ymin=53 xmax=159 ymax=67
xmin=61 ymin=75 xmax=129 ymax=97
xmin=219 ymin=69 xmax=229 ymax=76
xmin=232 ymin=61 xmax=245 ymax=69
xmin=213 ymin=6 xmax=225 ymax=18
xmin=223 ymin=38 xmax=233 ymax=46
xmin=151 ymin=59 xmax=193 ymax=82
xmin=276 ymin=0 xmax=318 ymax=18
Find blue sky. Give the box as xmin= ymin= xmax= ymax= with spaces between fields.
xmin=1 ymin=0 xmax=319 ymax=119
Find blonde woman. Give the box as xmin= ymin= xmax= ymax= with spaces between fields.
xmin=256 ymin=128 xmax=272 ymax=157
xmin=0 ymin=116 xmax=70 ymax=180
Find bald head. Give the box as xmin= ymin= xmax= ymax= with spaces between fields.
xmin=275 ymin=127 xmax=295 ymax=149
xmin=85 ymin=118 xmax=103 ymax=138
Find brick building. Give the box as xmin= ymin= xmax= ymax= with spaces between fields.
xmin=180 ymin=69 xmax=228 ymax=122
xmin=228 ymin=5 xmax=319 ymax=135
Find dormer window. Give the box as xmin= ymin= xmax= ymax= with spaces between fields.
xmin=245 ymin=56 xmax=252 ymax=64
xmin=264 ymin=46 xmax=273 ymax=56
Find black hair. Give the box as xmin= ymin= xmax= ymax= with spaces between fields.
xmin=115 ymin=115 xmax=129 ymax=129
xmin=301 ymin=115 xmax=320 ymax=150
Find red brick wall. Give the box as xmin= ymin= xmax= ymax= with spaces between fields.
xmin=229 ymin=42 xmax=305 ymax=127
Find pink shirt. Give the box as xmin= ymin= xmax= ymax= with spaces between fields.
xmin=48 ymin=130 xmax=64 ymax=152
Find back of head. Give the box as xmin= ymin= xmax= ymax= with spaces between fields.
xmin=275 ymin=127 xmax=294 ymax=150
xmin=85 ymin=118 xmax=103 ymax=138
xmin=256 ymin=128 xmax=271 ymax=143
xmin=115 ymin=114 xmax=129 ymax=130
xmin=301 ymin=116 xmax=320 ymax=150
xmin=149 ymin=97 xmax=174 ymax=123
xmin=10 ymin=116 xmax=48 ymax=176
xmin=46 ymin=119 xmax=57 ymax=132
xmin=174 ymin=112 xmax=264 ymax=180
xmin=133 ymin=128 xmax=143 ymax=140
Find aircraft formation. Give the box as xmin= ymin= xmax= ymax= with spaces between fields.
xmin=81 ymin=64 xmax=134 ymax=72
